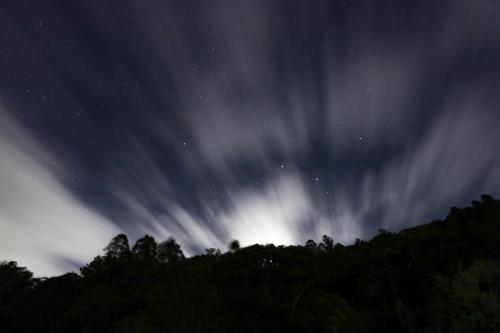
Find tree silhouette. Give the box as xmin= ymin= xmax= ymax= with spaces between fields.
xmin=132 ymin=235 xmax=157 ymax=260
xmin=157 ymin=237 xmax=185 ymax=263
xmin=104 ymin=233 xmax=130 ymax=258
xmin=205 ymin=248 xmax=222 ymax=256
xmin=2 ymin=195 xmax=500 ymax=332
xmin=0 ymin=261 xmax=35 ymax=331
xmin=228 ymin=239 xmax=240 ymax=253
xmin=305 ymin=239 xmax=318 ymax=251
xmin=481 ymin=194 xmax=495 ymax=205
xmin=319 ymin=234 xmax=334 ymax=251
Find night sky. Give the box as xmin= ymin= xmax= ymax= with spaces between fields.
xmin=1 ymin=0 xmax=500 ymax=276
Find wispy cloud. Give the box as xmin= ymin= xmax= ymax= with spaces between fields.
xmin=0 ymin=0 xmax=499 ymax=276
xmin=0 ymin=107 xmax=120 ymax=276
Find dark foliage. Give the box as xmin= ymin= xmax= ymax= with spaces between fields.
xmin=2 ymin=195 xmax=500 ymax=332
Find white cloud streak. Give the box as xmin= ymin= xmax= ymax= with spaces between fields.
xmin=99 ymin=0 xmax=500 ymax=251
xmin=2 ymin=0 xmax=500 ymax=275
xmin=0 ymin=108 xmax=120 ymax=276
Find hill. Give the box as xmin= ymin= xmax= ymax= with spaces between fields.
xmin=1 ymin=194 xmax=500 ymax=332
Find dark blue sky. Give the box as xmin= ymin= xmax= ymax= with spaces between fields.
xmin=1 ymin=0 xmax=500 ymax=276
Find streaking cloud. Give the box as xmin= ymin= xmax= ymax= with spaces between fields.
xmin=0 ymin=0 xmax=499 ymax=276
xmin=0 ymin=108 xmax=119 ymax=276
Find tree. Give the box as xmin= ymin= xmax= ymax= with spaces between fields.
xmin=2 ymin=195 xmax=500 ymax=333
xmin=104 ymin=234 xmax=130 ymax=258
xmin=426 ymin=260 xmax=500 ymax=332
xmin=305 ymin=239 xmax=318 ymax=251
xmin=157 ymin=237 xmax=185 ymax=263
xmin=205 ymin=248 xmax=222 ymax=256
xmin=228 ymin=240 xmax=240 ymax=253
xmin=0 ymin=261 xmax=35 ymax=331
xmin=481 ymin=194 xmax=495 ymax=205
xmin=0 ymin=261 xmax=34 ymax=301
xmin=132 ymin=235 xmax=157 ymax=260
xmin=319 ymin=235 xmax=334 ymax=251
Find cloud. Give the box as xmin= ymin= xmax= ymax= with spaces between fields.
xmin=310 ymin=90 xmax=500 ymax=238
xmin=0 ymin=107 xmax=120 ymax=276
xmin=218 ymin=172 xmax=312 ymax=247
xmin=87 ymin=0 xmax=500 ymax=250
xmin=377 ymin=92 xmax=500 ymax=228
xmin=1 ymin=0 xmax=500 ymax=276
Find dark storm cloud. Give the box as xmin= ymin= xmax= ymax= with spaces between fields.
xmin=0 ymin=0 xmax=499 ymax=275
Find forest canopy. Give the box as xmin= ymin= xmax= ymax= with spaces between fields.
xmin=1 ymin=194 xmax=500 ymax=332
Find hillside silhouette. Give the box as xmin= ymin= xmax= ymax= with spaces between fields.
xmin=1 ymin=195 xmax=500 ymax=332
